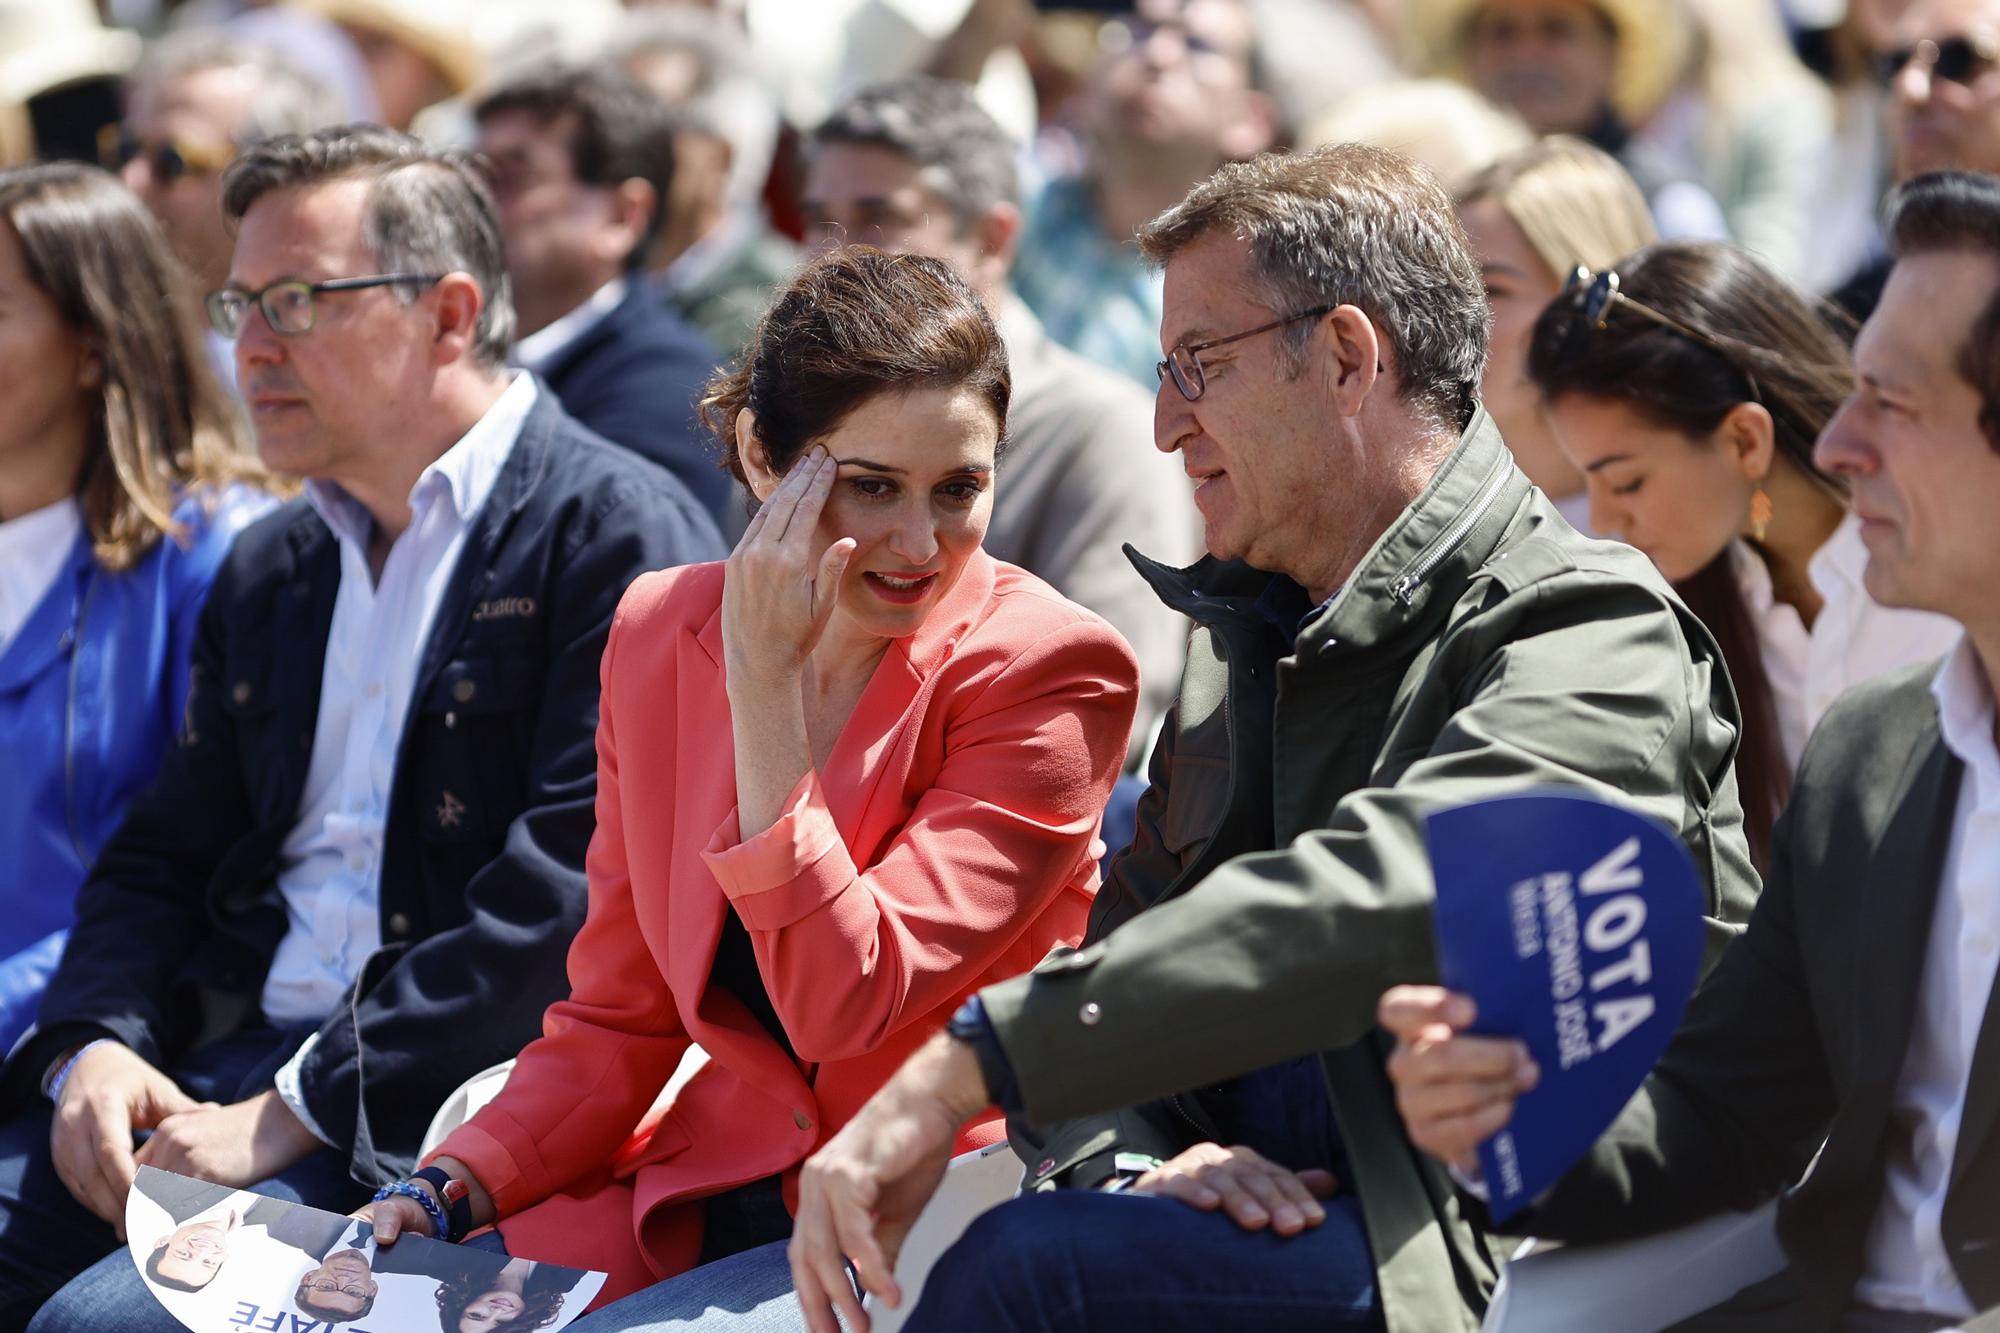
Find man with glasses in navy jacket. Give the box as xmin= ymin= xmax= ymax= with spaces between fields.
xmin=3 ymin=124 xmax=723 ymax=1330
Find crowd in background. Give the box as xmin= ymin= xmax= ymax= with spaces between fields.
xmin=0 ymin=0 xmax=1998 ymax=1330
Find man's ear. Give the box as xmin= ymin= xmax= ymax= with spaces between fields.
xmin=1322 ymin=304 xmax=1382 ymax=418
xmin=429 ymin=273 xmax=485 ymax=364
xmin=969 ymin=201 xmax=1022 ymax=292
xmin=600 ymin=177 xmax=658 ymax=269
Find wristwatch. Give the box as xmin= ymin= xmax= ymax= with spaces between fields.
xmin=412 ymin=1166 xmax=473 ymax=1243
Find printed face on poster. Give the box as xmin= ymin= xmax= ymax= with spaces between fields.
xmin=126 ymin=1167 xmax=607 ymax=1333
xmin=1426 ymin=792 xmax=1705 ymax=1222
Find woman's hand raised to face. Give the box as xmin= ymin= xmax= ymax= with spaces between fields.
xmin=722 ymin=447 xmax=859 ymax=692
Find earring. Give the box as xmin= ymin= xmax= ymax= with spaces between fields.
xmin=1749 ymin=488 xmax=1773 ymax=544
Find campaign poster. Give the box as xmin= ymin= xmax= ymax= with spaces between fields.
xmin=1427 ymin=792 xmax=1705 ymax=1223
xmin=126 ymin=1167 xmax=606 ymax=1333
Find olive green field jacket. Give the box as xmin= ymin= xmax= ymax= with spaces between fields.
xmin=983 ymin=409 xmax=1763 ymax=1333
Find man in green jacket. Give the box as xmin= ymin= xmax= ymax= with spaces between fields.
xmin=788 ymin=141 xmax=1761 ymax=1333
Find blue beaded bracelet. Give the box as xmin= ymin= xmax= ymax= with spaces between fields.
xmin=372 ymin=1179 xmax=450 ymax=1240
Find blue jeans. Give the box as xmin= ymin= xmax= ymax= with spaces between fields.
xmin=905 ymin=1189 xmax=1385 ymax=1332
xmin=5 ymin=1025 xmax=367 ymax=1333
xmin=563 ymin=1239 xmax=819 ymax=1332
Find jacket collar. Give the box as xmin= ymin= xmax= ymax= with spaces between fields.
xmin=406 ymin=389 xmax=559 ymax=690
xmin=532 ymin=280 xmax=640 ymax=386
xmin=515 ymin=278 xmax=629 ymax=377
xmin=1844 ymin=702 xmax=1962 ymax=1152
xmin=1127 ymin=407 xmax=1525 ymax=655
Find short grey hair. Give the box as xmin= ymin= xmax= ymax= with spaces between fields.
xmin=605 ymin=9 xmax=779 ymax=215
xmin=220 ymin=125 xmax=515 ymax=367
xmin=1140 ymin=142 xmax=1488 ymax=429
xmin=134 ymin=32 xmax=345 ymax=145
xmin=811 ymin=76 xmax=1020 ymax=230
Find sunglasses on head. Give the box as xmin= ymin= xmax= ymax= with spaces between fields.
xmin=1560 ymin=267 xmax=1762 ymax=402
xmin=96 ymin=125 xmax=234 ymax=183
xmin=1874 ymin=34 xmax=2000 ymax=90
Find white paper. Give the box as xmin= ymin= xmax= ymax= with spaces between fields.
xmin=126 ymin=1167 xmax=607 ymax=1333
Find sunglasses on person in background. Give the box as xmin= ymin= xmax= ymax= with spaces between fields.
xmin=204 ymin=274 xmax=445 ymax=339
xmin=95 ymin=125 xmax=234 ymax=182
xmin=1560 ymin=267 xmax=1762 ymax=401
xmin=1874 ymin=34 xmax=2000 ymax=90
xmin=1156 ymin=305 xmax=1335 ymax=402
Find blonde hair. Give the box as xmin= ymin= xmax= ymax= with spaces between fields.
xmin=0 ymin=164 xmax=273 ymax=572
xmin=1457 ymin=135 xmax=1658 ymax=282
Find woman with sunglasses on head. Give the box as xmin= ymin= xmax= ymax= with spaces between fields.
xmin=1527 ymin=240 xmax=1960 ymax=867
xmin=1457 ymin=136 xmax=1658 ymax=534
xmin=0 ymin=163 xmax=277 ymax=1050
xmin=357 ymin=248 xmax=1140 ymax=1324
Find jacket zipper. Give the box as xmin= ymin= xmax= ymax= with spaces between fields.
xmin=1389 ymin=459 xmax=1513 ymax=606
xmin=63 ymin=577 xmax=100 ymax=866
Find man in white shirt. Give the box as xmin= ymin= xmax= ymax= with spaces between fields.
xmin=0 ymin=125 xmax=723 ymax=1331
xmin=1382 ymin=170 xmax=2000 ymax=1332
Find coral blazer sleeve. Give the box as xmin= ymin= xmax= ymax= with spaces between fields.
xmin=702 ymin=615 xmax=1140 ymax=1062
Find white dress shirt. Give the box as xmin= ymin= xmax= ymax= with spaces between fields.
xmin=1729 ymin=514 xmax=1963 ymax=769
xmin=511 ymin=277 xmax=627 ymax=375
xmin=1856 ymin=636 xmax=2000 ymax=1319
xmin=264 ymin=375 xmax=538 ymax=1139
xmin=0 ymin=498 xmax=79 ymax=653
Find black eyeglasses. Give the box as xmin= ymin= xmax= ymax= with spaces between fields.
xmin=1560 ymin=266 xmax=1762 ymax=402
xmin=1874 ymin=34 xmax=2000 ymax=90
xmin=1156 ymin=305 xmax=1335 ymax=402
xmin=96 ymin=125 xmax=233 ymax=182
xmin=205 ymin=273 xmax=445 ymax=339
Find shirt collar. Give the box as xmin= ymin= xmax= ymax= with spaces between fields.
xmin=305 ymin=372 xmax=538 ymax=549
xmin=657 ymin=211 xmax=755 ymax=295
xmin=1930 ymin=633 xmax=1994 ymax=781
xmin=0 ymin=495 xmax=81 ymax=559
xmin=1255 ymin=573 xmax=1337 ymax=642
xmin=512 ymin=277 xmax=628 ymax=373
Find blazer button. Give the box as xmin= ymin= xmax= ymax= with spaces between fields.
xmin=444 ymin=711 xmax=458 ymax=729
xmin=232 ymin=681 xmax=252 ymax=705
xmin=386 ymin=912 xmax=412 ymax=937
xmin=793 ymin=1110 xmax=813 ymax=1131
xmin=452 ymin=679 xmax=478 ymax=703
xmin=1079 ymin=1002 xmax=1103 ymax=1026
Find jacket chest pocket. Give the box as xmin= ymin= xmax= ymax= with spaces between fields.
xmin=408 ymin=652 xmax=539 ymax=843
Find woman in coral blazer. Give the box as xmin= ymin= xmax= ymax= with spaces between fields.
xmin=362 ymin=251 xmax=1140 ymax=1319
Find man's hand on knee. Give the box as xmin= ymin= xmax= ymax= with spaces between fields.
xmin=1129 ymin=1143 xmax=1336 ymax=1236
xmin=49 ymin=1043 xmax=202 ymax=1235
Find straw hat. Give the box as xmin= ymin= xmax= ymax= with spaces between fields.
xmin=0 ymin=0 xmax=139 ymax=106
xmin=1413 ymin=0 xmax=1693 ymax=129
xmin=291 ymin=0 xmax=484 ymax=96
